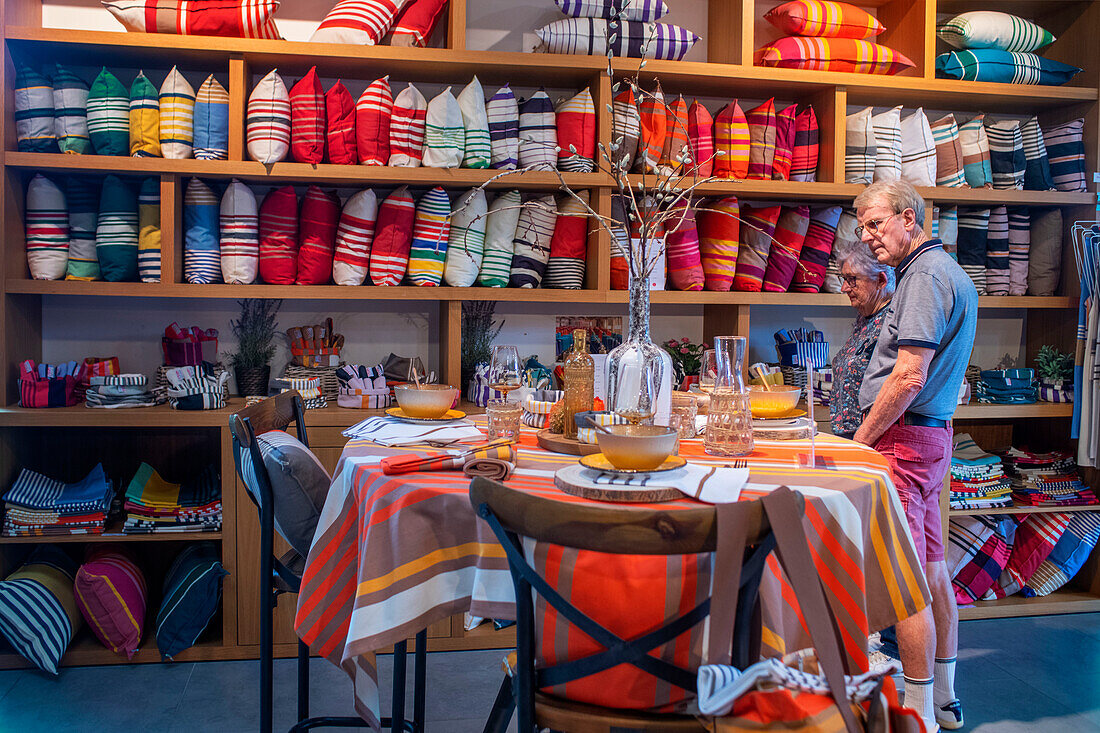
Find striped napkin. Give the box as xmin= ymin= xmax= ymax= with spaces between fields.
xmin=342 ymin=416 xmax=484 ymax=446
xmin=381 ymin=443 xmax=517 ymax=475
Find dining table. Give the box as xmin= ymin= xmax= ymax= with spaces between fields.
xmin=294 ymin=423 xmax=931 ymax=730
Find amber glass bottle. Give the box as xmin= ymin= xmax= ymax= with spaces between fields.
xmin=562 ymin=329 xmax=595 ymax=439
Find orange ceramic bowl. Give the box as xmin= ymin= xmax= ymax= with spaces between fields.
xmin=394 ymin=384 xmax=458 ymax=418
xmin=748 ymin=385 xmax=801 ymax=418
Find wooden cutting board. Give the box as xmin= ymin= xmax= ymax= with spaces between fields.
xmin=553 ymin=464 xmax=683 ymax=503
xmin=537 ymin=429 xmax=601 ymax=456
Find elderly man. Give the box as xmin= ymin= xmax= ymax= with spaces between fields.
xmin=852 ymin=180 xmax=977 ymax=733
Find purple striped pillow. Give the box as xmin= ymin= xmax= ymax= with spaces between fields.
xmin=74 ymin=547 xmax=147 ymax=660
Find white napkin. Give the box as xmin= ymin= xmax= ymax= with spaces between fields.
xmin=342 ymin=416 xmax=484 ymax=447
xmin=593 ymin=464 xmax=748 ymax=504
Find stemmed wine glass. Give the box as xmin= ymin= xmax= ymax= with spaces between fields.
xmin=612 ymin=359 xmax=658 ymax=425
xmin=488 ymin=345 xmax=522 ymax=401
xmin=698 ymin=349 xmax=717 ymax=393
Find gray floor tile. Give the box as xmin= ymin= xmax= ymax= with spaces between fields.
xmin=0 ymin=671 xmax=23 ymax=704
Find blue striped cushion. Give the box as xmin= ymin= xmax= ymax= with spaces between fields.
xmin=509 ymin=195 xmax=558 ymax=288
xmin=0 ymin=546 xmax=80 ymax=675
xmin=1021 ymin=117 xmax=1054 ymax=191
xmin=556 ymin=0 xmax=667 ymax=21
xmin=193 ymin=75 xmax=229 ymax=160
xmin=155 ymin=543 xmax=226 ymax=660
xmin=486 ymin=84 xmax=519 ymax=170
xmin=15 ymin=65 xmax=57 ymax=153
xmin=935 ymin=49 xmax=1081 ymax=86
xmin=184 ymin=178 xmax=222 ymax=284
xmin=517 ymin=90 xmax=556 ymax=170
xmin=1043 ymin=118 xmax=1086 ymax=193
xmin=66 ymin=177 xmax=101 ymax=281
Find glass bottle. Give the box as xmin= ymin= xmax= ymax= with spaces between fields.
xmin=606 ymin=268 xmax=673 ymax=426
xmin=562 ymin=329 xmax=594 ymax=439
xmin=704 ymin=336 xmax=754 ymax=457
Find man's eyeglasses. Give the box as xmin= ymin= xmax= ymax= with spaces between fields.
xmin=854 ymin=212 xmax=898 ymax=238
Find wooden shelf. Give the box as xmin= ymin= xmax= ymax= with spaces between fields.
xmin=0 ymin=635 xmax=232 ymax=670
xmin=958 ymin=589 xmax=1100 ymax=620
xmin=949 ymin=504 xmax=1099 ymax=517
xmin=0 ymin=520 xmax=223 ymax=544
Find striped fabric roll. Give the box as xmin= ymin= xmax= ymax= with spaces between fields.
xmin=15 ymin=65 xmax=56 ymax=153
xmin=755 ymin=37 xmax=915 ymax=75
xmin=509 ymin=195 xmax=558 ymax=288
xmin=985 ymin=206 xmax=1009 ymax=296
xmin=660 ymin=94 xmax=690 ymax=175
xmin=184 ymin=178 xmax=221 ymax=285
xmin=129 ymin=71 xmax=161 ymax=158
xmin=258 ymin=185 xmax=299 ymax=285
xmin=477 ymin=190 xmax=521 ymax=287
xmin=457 ymin=76 xmax=491 ymax=169
xmin=930 ymin=113 xmax=966 ymax=187
xmin=958 ymin=207 xmax=990 ymax=294
xmin=487 ymin=84 xmax=519 ymax=170
xmin=791 ymin=205 xmax=841 ymax=293
xmin=771 ymin=103 xmax=797 ymax=181
xmin=407 ymin=186 xmax=452 ymax=286
xmin=611 ymin=87 xmax=640 ymax=171
xmin=290 ymin=66 xmax=326 ymax=165
xmin=158 ymin=66 xmax=194 ymax=159
xmin=96 ymin=175 xmax=138 ymax=282
xmin=91 ymin=373 xmax=146 ymax=387
xmin=297 ymin=186 xmax=340 ymax=285
xmin=356 ymin=76 xmax=393 ymax=166
xmin=687 ymin=99 xmax=713 ymax=176
xmin=25 ymin=175 xmax=69 ymax=281
xmin=138 ymin=177 xmax=161 ymax=283
xmin=555 ymin=0 xmax=668 ymax=21
xmin=746 ymin=98 xmax=776 ymax=180
xmin=389 ymin=83 xmax=427 ymax=167
xmin=938 ymin=206 xmax=958 ymax=258
xmin=871 ymin=105 xmax=902 ymax=182
xmin=713 ymin=101 xmax=749 ymax=180
xmin=518 ymin=89 xmax=557 ymax=171
xmin=844 ymin=107 xmax=875 ymax=184
xmin=1043 ymin=118 xmax=1086 ymax=193
xmin=790 ymin=105 xmax=818 ymax=182
xmin=370 ymin=186 xmax=417 ymax=286
xmin=246 ymin=69 xmax=291 ymax=164
xmin=87 ymin=67 xmax=128 ymax=156
xmin=696 ymin=196 xmax=739 ymax=292
xmin=52 ymin=64 xmax=91 ymax=155
xmin=193 ymin=75 xmax=229 ymax=160
xmin=664 ymin=206 xmax=704 ymax=291
xmin=732 ymin=203 xmax=781 ymax=292
xmin=104 ymin=0 xmax=280 ymax=38
xmin=544 ymin=192 xmax=588 ymax=289
xmin=66 ymin=177 xmax=100 ymax=281
xmin=325 ymin=81 xmax=357 ymax=165
xmin=333 ymin=188 xmax=378 ymax=286
xmin=535 ymin=18 xmax=698 ymax=61
xmin=763 ymin=205 xmax=810 ymax=292
xmin=900 ymin=108 xmax=936 ymax=187
xmin=444 ymin=188 xmax=488 ymax=287
xmin=635 ymin=85 xmax=667 ymax=174
xmin=1021 ymin=117 xmax=1054 ymax=191
xmin=310 ymin=0 xmax=409 ymax=44
xmin=1007 ymin=207 xmax=1030 ymax=296
xmin=423 ymin=87 xmax=464 ymax=168
xmin=959 ymin=115 xmax=992 ymax=188
xmin=219 ymin=179 xmax=258 ymax=285
xmin=986 ymin=119 xmax=1025 ymax=190
xmin=556 ymin=88 xmax=596 ymax=172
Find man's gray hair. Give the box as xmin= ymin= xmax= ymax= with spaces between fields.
xmin=853 ymin=180 xmax=925 ymax=229
xmin=835 ymin=239 xmax=896 ymax=294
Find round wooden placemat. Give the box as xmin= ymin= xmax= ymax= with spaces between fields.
xmin=553 ymin=464 xmax=683 ymax=503
xmin=537 ymin=429 xmax=601 ymax=455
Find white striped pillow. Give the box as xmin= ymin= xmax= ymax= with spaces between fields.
xmin=899 ymin=108 xmax=936 ymax=188
xmin=310 ymin=0 xmax=410 ymax=45
xmin=389 ymin=83 xmax=427 ymax=167
xmin=487 ymin=84 xmax=519 ymax=170
xmin=509 ymin=195 xmax=558 ymax=288
xmin=25 ymin=174 xmax=69 ymax=281
xmin=444 ymin=188 xmax=488 ymax=287
xmin=844 ymin=107 xmax=875 ymax=185
xmin=159 ymin=66 xmax=195 ymax=159
xmin=333 ymin=188 xmax=378 ymax=285
xmin=457 ymin=76 xmax=490 ymax=169
xmin=477 ymin=190 xmax=521 ymax=287
xmin=871 ymin=105 xmax=902 ymax=182
xmin=246 ymin=69 xmax=290 ymax=164
xmin=421 ymin=87 xmax=464 ymax=168
xmin=518 ymin=90 xmax=557 ymax=170
xmin=220 ymin=179 xmax=259 ymax=284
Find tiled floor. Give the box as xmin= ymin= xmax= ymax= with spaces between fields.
xmin=1 ymin=613 xmax=1099 ymax=732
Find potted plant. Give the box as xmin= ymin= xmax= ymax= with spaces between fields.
xmin=227 ymin=298 xmax=282 ymax=397
xmin=662 ymin=337 xmax=708 ymax=390
xmin=461 ymin=301 xmax=504 ymax=399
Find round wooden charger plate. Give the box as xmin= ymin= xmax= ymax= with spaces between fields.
xmin=553 ymin=464 xmax=683 ymax=503
xmin=752 ymin=417 xmax=817 ymax=441
xmin=536 ymin=429 xmax=601 ymax=456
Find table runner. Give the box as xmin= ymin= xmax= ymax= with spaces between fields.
xmin=296 ymin=429 xmax=929 ymax=730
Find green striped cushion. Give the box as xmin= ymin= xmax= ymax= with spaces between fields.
xmin=15 ymin=65 xmax=56 ymax=153
xmin=96 ymin=175 xmax=139 ymax=281
xmin=66 ymin=177 xmax=101 ymax=280
xmin=159 ymin=66 xmax=195 ymax=159
xmin=937 ymin=11 xmax=1054 ymax=53
xmin=444 ymin=188 xmax=488 ymax=286
xmin=87 ymin=67 xmax=129 ymax=156
xmin=457 ymin=76 xmax=491 ymax=169
xmin=52 ymin=64 xmax=90 ymax=154
xmin=155 ymin=543 xmax=226 ymax=660
xmin=407 ymin=186 xmax=451 ymax=286
xmin=422 ymin=87 xmax=464 ymax=168
xmin=477 ymin=190 xmax=521 ymax=287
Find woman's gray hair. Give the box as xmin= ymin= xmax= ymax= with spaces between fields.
xmin=853 ymin=179 xmax=925 ymax=229
xmin=835 ymin=239 xmax=896 ymax=294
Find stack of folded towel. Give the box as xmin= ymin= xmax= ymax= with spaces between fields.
xmin=812 ymin=368 xmax=833 ymax=407
xmin=974 ymin=369 xmax=1037 ymax=404
xmin=949 ymin=434 xmax=1011 ymax=510
xmin=274 ymin=376 xmax=326 ymax=409
xmin=1001 ymin=448 xmax=1098 ymax=507
xmin=165 ymin=363 xmax=230 ymax=410
xmin=123 ymin=463 xmax=222 ymax=534
xmin=84 ymin=373 xmax=162 ymax=408
xmin=1 ymin=464 xmax=112 ymax=536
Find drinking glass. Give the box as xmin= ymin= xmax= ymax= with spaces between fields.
xmin=698 ymin=349 xmax=717 ymax=393
xmin=669 ymin=392 xmax=698 ymax=440
xmin=488 ymin=345 xmax=522 ymax=402
xmin=486 ymin=400 xmax=523 ymax=440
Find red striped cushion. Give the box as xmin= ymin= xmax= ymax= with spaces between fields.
xmin=246 ymin=69 xmax=290 ymax=164
xmin=697 ymin=196 xmax=739 ymax=292
xmin=771 ymin=104 xmax=798 ymax=181
xmin=357 ymin=76 xmax=393 ymax=166
xmin=790 ymin=205 xmax=841 ymax=293
xmin=746 ymin=98 xmax=776 ymax=180
xmin=665 ymin=206 xmax=704 ymax=291
xmin=555 ymin=88 xmax=597 ymax=173
xmin=661 ymin=94 xmax=689 ymax=173
xmin=790 ymin=106 xmax=819 ymax=182
xmin=389 ymin=83 xmax=427 ymax=166
xmin=310 ymin=0 xmax=410 ymax=45
xmin=636 ymin=86 xmax=666 ymax=174
xmin=333 ymin=189 xmax=378 ymax=286
xmin=764 ymin=1 xmax=885 ymax=39
xmin=369 ymin=186 xmax=416 ymax=286
xmin=713 ymin=101 xmax=749 ymax=180
xmin=755 ymin=37 xmax=915 ymax=76
xmin=762 ymin=205 xmax=810 ymax=292
xmin=545 ymin=192 xmax=589 ymax=289
xmin=103 ymin=0 xmax=278 ymax=38
xmin=687 ymin=100 xmax=713 ymax=177
xmin=325 ymin=81 xmax=357 ymax=165
xmin=290 ymin=67 xmax=325 ymax=165
xmin=297 ymin=186 xmax=340 ymax=285
xmin=390 ymin=0 xmax=447 ymax=46
xmin=733 ymin=204 xmax=781 ymax=292
xmin=610 ymin=195 xmax=630 ymax=291
xmin=258 ymin=185 xmax=299 ymax=284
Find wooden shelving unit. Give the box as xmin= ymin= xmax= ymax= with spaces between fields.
xmin=0 ymin=0 xmax=1098 ymax=669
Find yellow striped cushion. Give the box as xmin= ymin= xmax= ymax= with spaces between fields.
xmin=159 ymin=67 xmax=194 ymax=159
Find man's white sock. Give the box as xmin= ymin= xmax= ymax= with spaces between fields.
xmin=904 ymin=675 xmax=935 ymax=724
xmin=934 ymin=657 xmax=957 ymax=705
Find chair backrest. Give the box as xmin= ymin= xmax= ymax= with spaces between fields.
xmin=228 ymin=391 xmax=308 ymax=450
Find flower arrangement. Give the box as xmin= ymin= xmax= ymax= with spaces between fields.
xmin=662 ymin=337 xmax=708 ymax=380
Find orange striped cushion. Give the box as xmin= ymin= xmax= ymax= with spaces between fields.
xmin=636 ymin=86 xmax=667 ymax=174
xmin=687 ymin=100 xmax=713 ymax=177
xmin=755 ymin=37 xmax=915 ymax=76
xmin=764 ymin=1 xmax=884 ymax=40
xmin=660 ymin=94 xmax=689 ymax=173
xmin=746 ymin=98 xmax=776 ymax=180
xmin=697 ymin=196 xmax=739 ymax=292
xmin=713 ymin=101 xmax=749 ymax=179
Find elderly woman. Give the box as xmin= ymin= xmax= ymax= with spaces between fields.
xmin=829 ymin=240 xmax=895 ymax=440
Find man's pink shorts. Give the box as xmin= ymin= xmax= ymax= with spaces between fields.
xmin=873 ymin=423 xmax=952 ymax=564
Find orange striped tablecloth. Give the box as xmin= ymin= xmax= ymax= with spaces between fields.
xmin=295 ymin=429 xmax=930 ymax=729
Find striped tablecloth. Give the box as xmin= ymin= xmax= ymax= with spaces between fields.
xmin=296 ymin=429 xmax=930 ymax=730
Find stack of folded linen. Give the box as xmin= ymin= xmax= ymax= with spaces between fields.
xmin=522 ymin=390 xmax=563 ymax=429
xmin=123 ymin=463 xmax=222 ymax=534
xmin=974 ymin=369 xmax=1037 ymax=404
xmin=950 ymin=434 xmax=1011 ymax=510
xmin=274 ymin=376 xmax=326 ymax=410
xmin=164 ymin=363 xmax=230 ymax=410
xmin=812 ymin=368 xmax=833 ymax=407
xmin=1 ymin=464 xmax=112 ymax=536
xmin=84 ymin=373 xmax=162 ymax=408
xmin=1001 ymin=448 xmax=1098 ymax=507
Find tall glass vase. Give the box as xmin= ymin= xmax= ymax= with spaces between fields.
xmin=606 ymin=271 xmax=673 ymax=425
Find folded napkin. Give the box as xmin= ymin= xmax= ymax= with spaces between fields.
xmin=343 ymin=416 xmax=484 ymax=446
xmin=463 ymin=458 xmax=515 ymax=481
xmin=591 ymin=463 xmax=749 ymax=504
xmin=381 ymin=443 xmax=517 ymax=475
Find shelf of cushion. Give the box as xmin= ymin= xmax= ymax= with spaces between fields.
xmin=949 ymin=504 xmax=1100 ymax=517
xmin=957 ymin=589 xmax=1100 ymax=620
xmin=0 ymin=636 xmax=233 ymax=670
xmin=634 ymin=291 xmax=1075 ymax=309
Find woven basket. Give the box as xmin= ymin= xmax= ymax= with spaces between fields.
xmin=284 ymin=364 xmax=341 ymax=401
xmin=155 ymin=364 xmax=230 ymax=401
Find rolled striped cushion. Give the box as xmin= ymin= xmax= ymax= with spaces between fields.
xmin=535 ymin=18 xmax=698 ymax=61
xmin=184 ymin=178 xmax=221 ymax=284
xmin=390 ymin=0 xmax=447 ymax=46
xmin=733 ymin=204 xmax=781 ymax=292
xmin=660 ymin=94 xmax=690 ymax=174
xmin=1007 ymin=207 xmax=1029 ymax=296
xmin=900 ymin=108 xmax=936 ymax=187
xmin=422 ymin=87 xmax=464 ymax=168
xmin=687 ymin=100 xmax=713 ymax=177
xmin=15 ymin=65 xmax=56 ymax=153
xmin=696 ymin=196 xmax=739 ymax=292
xmin=937 ymin=12 xmax=1055 ymax=53
xmin=52 ymin=64 xmax=91 ymax=155
xmin=87 ymin=67 xmax=128 ymax=156
xmin=1021 ymin=117 xmax=1054 ymax=191
xmin=138 ymin=177 xmax=161 ymax=283
xmin=104 ymin=0 xmax=279 ymax=37
xmin=246 ymin=69 xmax=290 ymax=164
xmin=871 ymin=105 xmax=901 ymax=182
xmin=219 ymin=179 xmax=258 ymax=284
xmin=755 ymin=37 xmax=915 ymax=75
xmin=664 ymin=206 xmax=703 ymax=291
xmin=129 ymin=71 xmax=161 ymax=158
xmin=1043 ymin=118 xmax=1086 ymax=193
xmin=635 ymin=85 xmax=666 ymax=174
xmin=764 ymin=1 xmax=884 ymax=39
xmin=356 ymin=75 xmax=393 ymax=166
xmin=458 ymin=76 xmax=491 ymax=169
xmin=389 ymin=82 xmax=427 ymax=167
xmin=297 ymin=186 xmax=340 ymax=285
xmin=509 ymin=195 xmax=558 ymax=288
xmin=193 ymin=75 xmax=229 ymax=160
xmin=986 ymin=119 xmax=1025 ymax=190
xmin=935 ymin=49 xmax=1080 ymax=86
xmin=66 ymin=177 xmax=101 ymax=280
xmin=333 ymin=188 xmax=378 ymax=286
xmin=609 ymin=195 xmax=630 ymax=290
xmin=444 ymin=188 xmax=488 ymax=287
xmin=930 ymin=113 xmax=966 ymax=187
xmin=790 ymin=105 xmax=818 ymax=182
xmin=555 ymin=0 xmax=667 ymax=21
xmin=96 ymin=175 xmax=138 ymax=282
xmin=544 ymin=193 xmax=588 ymax=289
xmin=556 ymin=88 xmax=596 ymax=173
xmin=763 ymin=205 xmax=810 ymax=292
xmin=0 ymin=549 xmax=81 ymax=675
xmin=844 ymin=106 xmax=875 ymax=184
xmin=746 ymin=98 xmax=776 ymax=180
xmin=771 ymin=103 xmax=797 ymax=181
xmin=25 ymin=174 xmax=69 ymax=281
xmin=611 ymin=87 xmax=640 ymax=172
xmin=325 ymin=81 xmax=357 ymax=165
xmin=407 ymin=186 xmax=451 ymax=286
xmin=713 ymin=101 xmax=749 ymax=180
xmin=487 ymin=84 xmax=519 ymax=170
xmin=158 ymin=66 xmax=194 ymax=159
xmin=477 ymin=190 xmax=521 ymax=287
xmin=290 ymin=66 xmax=325 ymax=165
xmin=258 ymin=185 xmax=299 ymax=284
xmin=959 ymin=115 xmax=992 ymax=188
xmin=518 ymin=89 xmax=557 ymax=171
xmin=938 ymin=206 xmax=958 ymax=258
xmin=984 ymin=205 xmax=1009 ymax=295
xmin=370 ymin=186 xmax=417 ymax=286
xmin=958 ymin=207 xmax=990 ymax=294
xmin=791 ymin=205 xmax=841 ymax=293
xmin=310 ymin=0 xmax=410 ymax=44
xmin=74 ymin=548 xmax=147 ymax=659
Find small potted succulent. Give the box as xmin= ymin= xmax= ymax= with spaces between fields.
xmin=227 ymin=298 xmax=282 ymax=397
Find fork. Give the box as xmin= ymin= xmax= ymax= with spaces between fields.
xmin=725 ymin=459 xmax=748 ymax=469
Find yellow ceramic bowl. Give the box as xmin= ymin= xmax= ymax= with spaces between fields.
xmin=595 ymin=424 xmax=679 ymax=471
xmin=393 ymin=384 xmax=458 ymax=418
xmin=748 ymin=385 xmax=801 ymax=418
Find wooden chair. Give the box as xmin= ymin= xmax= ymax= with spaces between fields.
xmin=230 ymin=392 xmax=427 ymax=733
xmin=469 ymin=476 xmax=799 ymax=733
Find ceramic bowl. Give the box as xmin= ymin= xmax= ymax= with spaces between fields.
xmin=595 ymin=424 xmax=679 ymax=471
xmin=393 ymin=384 xmax=458 ymax=418
xmin=748 ymin=385 xmax=801 ymax=418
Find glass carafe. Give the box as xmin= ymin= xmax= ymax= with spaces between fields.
xmin=606 ymin=271 xmax=672 ymax=425
xmin=704 ymin=336 xmax=754 ymax=457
